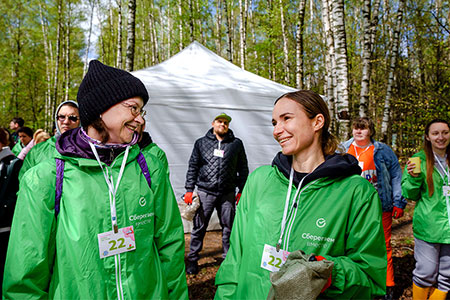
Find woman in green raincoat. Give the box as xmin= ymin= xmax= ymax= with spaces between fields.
xmin=3 ymin=60 xmax=188 ymax=299
xmin=402 ymin=118 xmax=450 ymax=300
xmin=215 ymin=90 xmax=387 ymax=299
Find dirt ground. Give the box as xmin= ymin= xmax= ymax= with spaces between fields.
xmin=184 ymin=202 xmax=422 ymax=300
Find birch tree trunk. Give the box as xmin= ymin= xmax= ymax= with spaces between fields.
xmin=52 ymin=0 xmax=63 ymax=117
xmin=381 ymin=0 xmax=405 ymax=140
xmin=239 ymin=0 xmax=247 ymax=69
xmin=109 ymin=0 xmax=114 ymax=63
xmin=148 ymin=12 xmax=156 ymax=65
xmin=216 ymin=0 xmax=222 ymax=55
xmin=83 ymin=0 xmax=95 ymax=76
xmin=116 ymin=0 xmax=123 ymax=68
xmin=331 ymin=0 xmax=350 ymax=139
xmin=178 ymin=0 xmax=183 ymax=50
xmin=125 ymin=0 xmax=136 ymax=71
xmin=167 ymin=0 xmax=171 ymax=58
xmin=296 ymin=0 xmax=306 ymax=89
xmin=64 ymin=0 xmax=71 ymax=101
xmin=224 ymin=0 xmax=233 ymax=62
xmin=321 ymin=0 xmax=336 ymax=130
xmin=39 ymin=2 xmax=53 ymax=129
xmin=358 ymin=0 xmax=371 ymax=117
xmin=279 ymin=0 xmax=290 ymax=84
xmin=188 ymin=0 xmax=195 ymax=42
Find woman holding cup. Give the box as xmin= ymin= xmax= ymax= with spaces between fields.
xmin=402 ymin=118 xmax=450 ymax=299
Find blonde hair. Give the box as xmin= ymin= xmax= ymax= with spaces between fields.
xmin=33 ymin=129 xmax=51 ymax=145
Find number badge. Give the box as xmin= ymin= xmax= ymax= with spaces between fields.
xmin=261 ymin=244 xmax=290 ymax=272
xmin=98 ymin=226 xmax=136 ymax=259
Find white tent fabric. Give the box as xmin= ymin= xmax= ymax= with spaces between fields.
xmin=133 ymin=41 xmax=295 ymax=232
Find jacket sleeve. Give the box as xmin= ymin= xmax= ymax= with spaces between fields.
xmin=323 ymin=186 xmax=387 ymax=299
xmin=236 ymin=140 xmax=249 ymax=193
xmin=185 ymin=139 xmax=201 ymax=192
xmin=214 ymin=172 xmax=251 ymax=299
xmin=152 ymin=161 xmax=188 ymax=300
xmin=3 ymin=163 xmax=57 ymax=299
xmin=401 ymin=159 xmax=425 ymax=201
xmin=384 ymin=145 xmax=407 ymax=209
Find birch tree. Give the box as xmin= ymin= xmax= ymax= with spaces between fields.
xmin=358 ymin=0 xmax=371 ymax=117
xmin=381 ymin=0 xmax=406 ymax=141
xmin=39 ymin=2 xmax=53 ymax=129
xmin=296 ymin=0 xmax=306 ymax=89
xmin=359 ymin=0 xmax=381 ymax=117
xmin=125 ymin=0 xmax=136 ymax=71
xmin=279 ymin=0 xmax=290 ymax=84
xmin=52 ymin=0 xmax=63 ymax=117
xmin=83 ymin=0 xmax=95 ymax=75
xmin=224 ymin=0 xmax=233 ymax=62
xmin=239 ymin=0 xmax=247 ymax=69
xmin=116 ymin=0 xmax=123 ymax=68
xmin=331 ymin=0 xmax=350 ymax=138
xmin=321 ymin=0 xmax=336 ymax=129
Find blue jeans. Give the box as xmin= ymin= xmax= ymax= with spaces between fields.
xmin=188 ymin=190 xmax=235 ymax=262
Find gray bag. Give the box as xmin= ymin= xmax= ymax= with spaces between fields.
xmin=267 ymin=250 xmax=334 ymax=300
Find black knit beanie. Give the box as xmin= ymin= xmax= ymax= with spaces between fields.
xmin=77 ymin=60 xmax=149 ymax=127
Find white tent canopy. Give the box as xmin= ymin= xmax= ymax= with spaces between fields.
xmin=133 ymin=41 xmax=295 ymax=232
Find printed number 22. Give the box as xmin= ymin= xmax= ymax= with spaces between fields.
xmin=268 ymin=255 xmax=282 ymax=268
xmin=109 ymin=238 xmax=126 ymax=251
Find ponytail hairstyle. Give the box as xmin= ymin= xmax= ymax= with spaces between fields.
xmin=274 ymin=90 xmax=338 ymax=156
xmin=423 ymin=118 xmax=450 ymax=196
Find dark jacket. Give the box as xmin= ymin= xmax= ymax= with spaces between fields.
xmin=0 ymin=147 xmax=22 ymax=229
xmin=185 ymin=128 xmax=249 ymax=196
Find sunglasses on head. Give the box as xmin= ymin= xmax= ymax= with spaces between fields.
xmin=57 ymin=114 xmax=79 ymax=122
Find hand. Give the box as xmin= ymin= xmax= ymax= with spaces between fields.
xmin=406 ymin=160 xmax=419 ymax=177
xmin=184 ymin=192 xmax=193 ymax=205
xmin=235 ymin=193 xmax=242 ymax=205
xmin=392 ymin=207 xmax=404 ymax=219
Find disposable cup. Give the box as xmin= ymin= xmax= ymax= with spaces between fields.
xmin=409 ymin=157 xmax=421 ymax=174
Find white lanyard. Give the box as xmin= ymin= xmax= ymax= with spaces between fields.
xmin=434 ymin=153 xmax=450 ymax=186
xmin=89 ymin=142 xmax=130 ymax=233
xmin=352 ymin=142 xmax=372 ymax=161
xmin=277 ymin=167 xmax=305 ymax=251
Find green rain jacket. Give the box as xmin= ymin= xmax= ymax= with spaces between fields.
xmin=402 ymin=150 xmax=450 ymax=243
xmin=19 ymin=136 xmax=57 ymax=180
xmin=11 ymin=141 xmax=23 ymax=156
xmin=3 ymin=131 xmax=188 ymax=299
xmin=215 ymin=153 xmax=387 ymax=299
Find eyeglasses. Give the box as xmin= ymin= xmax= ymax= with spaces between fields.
xmin=121 ymin=102 xmax=146 ymax=118
xmin=57 ymin=115 xmax=79 ymax=122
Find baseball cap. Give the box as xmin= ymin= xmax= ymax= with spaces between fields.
xmin=214 ymin=112 xmax=232 ymax=123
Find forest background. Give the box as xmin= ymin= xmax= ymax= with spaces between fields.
xmin=1 ymin=0 xmax=449 ymax=158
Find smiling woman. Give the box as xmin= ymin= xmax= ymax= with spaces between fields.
xmin=402 ymin=119 xmax=450 ymax=298
xmin=3 ymin=60 xmax=188 ymax=299
xmin=215 ymin=90 xmax=387 ymax=299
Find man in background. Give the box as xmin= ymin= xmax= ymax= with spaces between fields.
xmin=9 ymin=117 xmax=24 ymax=144
xmin=184 ymin=113 xmax=249 ymax=275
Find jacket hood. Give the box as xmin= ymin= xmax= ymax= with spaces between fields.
xmin=206 ymin=128 xmax=235 ymax=142
xmin=138 ymin=131 xmax=153 ymax=149
xmin=56 ymin=127 xmax=126 ymax=165
xmin=272 ymin=152 xmax=361 ymax=188
xmin=55 ymin=100 xmax=80 ymax=138
xmin=0 ymin=147 xmax=14 ymax=161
